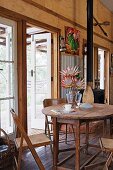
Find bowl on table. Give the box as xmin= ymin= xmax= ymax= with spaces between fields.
xmin=79 ymin=103 xmax=93 ymax=110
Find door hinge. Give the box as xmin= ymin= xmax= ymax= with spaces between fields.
xmin=51 ymin=77 xmax=53 ymax=81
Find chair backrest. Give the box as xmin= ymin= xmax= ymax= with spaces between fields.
xmin=82 ymin=85 xmax=94 ymax=104
xmin=10 ymin=109 xmax=45 ymax=170
xmin=43 ymin=98 xmax=66 ymax=107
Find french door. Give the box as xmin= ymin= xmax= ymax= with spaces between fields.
xmin=0 ymin=16 xmax=17 ymax=136
xmin=28 ymin=33 xmax=51 ymax=129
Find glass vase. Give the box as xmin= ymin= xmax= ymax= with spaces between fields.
xmin=66 ymin=91 xmax=75 ymax=104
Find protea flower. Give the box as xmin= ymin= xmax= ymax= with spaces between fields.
xmin=76 ymin=79 xmax=85 ymax=89
xmin=60 ymin=66 xmax=84 ymax=90
xmin=60 ymin=66 xmax=80 ymax=77
xmin=61 ymin=77 xmax=73 ymax=88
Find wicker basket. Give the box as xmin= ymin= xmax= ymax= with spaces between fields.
xmin=0 ymin=128 xmax=15 ymax=169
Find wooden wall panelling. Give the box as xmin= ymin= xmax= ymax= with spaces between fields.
xmin=0 ymin=1 xmax=112 ymax=44
xmin=0 ymin=0 xmax=113 ymax=45
xmin=21 ymin=0 xmax=113 ymax=44
xmin=22 ymin=0 xmax=86 ymax=30
xmin=0 ymin=0 xmax=113 ymax=103
xmin=17 ymin=20 xmax=27 ymax=132
xmin=0 ymin=6 xmax=60 ymax=33
xmin=53 ymin=32 xmax=60 ymax=98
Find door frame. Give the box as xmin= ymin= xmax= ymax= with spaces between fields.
xmin=83 ymin=40 xmax=110 ymax=104
xmin=93 ymin=45 xmax=110 ymax=104
xmin=0 ymin=7 xmax=61 ymax=132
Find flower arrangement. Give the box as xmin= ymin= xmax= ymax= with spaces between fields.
xmin=60 ymin=66 xmax=84 ymax=91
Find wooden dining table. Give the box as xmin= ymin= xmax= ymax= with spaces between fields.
xmin=42 ymin=103 xmax=113 ymax=170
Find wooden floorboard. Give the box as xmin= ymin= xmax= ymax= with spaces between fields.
xmin=21 ymin=124 xmax=113 ymax=170
xmin=4 ymin=123 xmax=113 ymax=170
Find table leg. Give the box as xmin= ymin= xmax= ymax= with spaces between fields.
xmin=85 ymin=121 xmax=89 ymax=154
xmin=53 ymin=117 xmax=59 ymax=169
xmin=110 ymin=117 xmax=113 ymax=136
xmin=75 ymin=120 xmax=80 ymax=170
xmin=103 ymin=119 xmax=107 ymax=137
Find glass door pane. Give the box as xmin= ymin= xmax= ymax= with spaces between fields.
xmin=27 ymin=33 xmax=51 ymax=130
xmin=0 ymin=16 xmax=17 ymax=135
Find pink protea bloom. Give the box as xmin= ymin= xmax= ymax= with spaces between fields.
xmin=60 ymin=66 xmax=84 ymax=90
xmin=61 ymin=77 xmax=73 ymax=88
xmin=60 ymin=66 xmax=80 ymax=77
xmin=76 ymin=79 xmax=85 ymax=89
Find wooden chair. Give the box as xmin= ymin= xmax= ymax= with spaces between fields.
xmin=43 ymin=98 xmax=75 ymax=143
xmin=10 ymin=109 xmax=51 ymax=170
xmin=99 ymin=137 xmax=113 ymax=170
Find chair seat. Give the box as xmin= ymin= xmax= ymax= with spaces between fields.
xmin=101 ymin=138 xmax=113 ymax=151
xmin=15 ymin=133 xmax=51 ymax=149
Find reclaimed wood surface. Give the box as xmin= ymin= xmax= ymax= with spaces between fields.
xmin=42 ymin=103 xmax=113 ymax=170
xmin=42 ymin=103 xmax=113 ymax=121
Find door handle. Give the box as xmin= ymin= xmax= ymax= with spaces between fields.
xmin=31 ymin=70 xmax=33 ymax=77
